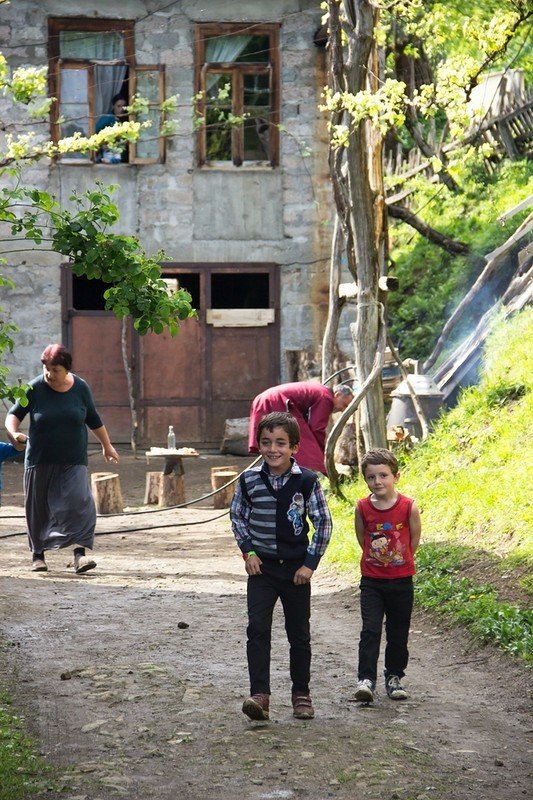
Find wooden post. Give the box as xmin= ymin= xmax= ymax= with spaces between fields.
xmin=91 ymin=472 xmax=124 ymax=514
xmin=158 ymin=474 xmax=185 ymax=507
xmin=211 ymin=468 xmax=238 ymax=509
xmin=144 ymin=471 xmax=161 ymax=505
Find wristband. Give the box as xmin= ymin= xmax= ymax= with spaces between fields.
xmin=243 ymin=550 xmax=257 ymax=560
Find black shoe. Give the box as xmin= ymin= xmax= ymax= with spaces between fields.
xmin=385 ymin=675 xmax=408 ymax=700
xmin=31 ymin=554 xmax=48 ymax=572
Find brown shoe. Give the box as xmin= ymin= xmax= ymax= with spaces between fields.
xmin=292 ymin=692 xmax=314 ymax=719
xmin=242 ymin=693 xmax=270 ymax=721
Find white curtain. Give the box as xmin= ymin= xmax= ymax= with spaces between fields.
xmin=205 ymin=35 xmax=252 ymax=92
xmin=60 ymin=31 xmax=126 ymax=116
xmin=94 ymin=65 xmax=127 ymax=117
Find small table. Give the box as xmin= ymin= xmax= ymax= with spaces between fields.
xmin=144 ymin=447 xmax=199 ymax=506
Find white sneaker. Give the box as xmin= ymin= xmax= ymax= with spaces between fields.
xmin=354 ymin=678 xmax=375 ymax=702
xmin=385 ymin=674 xmax=408 ymax=700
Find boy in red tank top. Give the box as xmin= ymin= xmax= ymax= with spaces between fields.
xmin=354 ymin=448 xmax=421 ymax=702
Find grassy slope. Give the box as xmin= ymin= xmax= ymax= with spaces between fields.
xmin=388 ymin=159 xmax=533 ymax=359
xmin=325 ymin=309 xmax=533 ymax=659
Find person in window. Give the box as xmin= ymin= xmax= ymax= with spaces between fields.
xmin=5 ymin=344 xmax=120 ymax=574
xmin=96 ymin=94 xmax=129 ymax=163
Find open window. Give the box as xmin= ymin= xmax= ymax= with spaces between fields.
xmin=195 ymin=23 xmax=280 ymax=167
xmin=48 ymin=18 xmax=165 ymax=164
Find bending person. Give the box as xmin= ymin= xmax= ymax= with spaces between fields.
xmin=248 ymin=381 xmax=352 ymax=474
xmin=5 ymin=344 xmax=119 ymax=574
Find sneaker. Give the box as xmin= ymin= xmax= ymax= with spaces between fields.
xmin=31 ymin=554 xmax=48 ymax=572
xmin=242 ymin=693 xmax=270 ymax=721
xmin=354 ymin=678 xmax=375 ymax=702
xmin=292 ymin=692 xmax=314 ymax=719
xmin=385 ymin=674 xmax=408 ymax=700
xmin=74 ymin=556 xmax=97 ymax=574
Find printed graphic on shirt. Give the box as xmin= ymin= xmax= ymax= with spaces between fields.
xmin=287 ymin=492 xmax=305 ymax=536
xmin=366 ymin=521 xmax=406 ymax=567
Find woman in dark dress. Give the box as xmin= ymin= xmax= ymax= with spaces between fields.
xmin=5 ymin=344 xmax=119 ymax=573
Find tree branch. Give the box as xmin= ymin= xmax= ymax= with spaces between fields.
xmin=387 ymin=203 xmax=470 ymax=255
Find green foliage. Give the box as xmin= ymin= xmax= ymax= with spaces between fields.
xmin=0 ymin=690 xmax=55 ymax=799
xmin=0 ymin=177 xmax=196 ymax=399
xmin=400 ymin=309 xmax=533 ymax=560
xmin=325 ymin=311 xmax=533 ymax=659
xmin=388 ymin=159 xmax=533 ymax=358
xmin=415 ymin=544 xmax=532 ymax=660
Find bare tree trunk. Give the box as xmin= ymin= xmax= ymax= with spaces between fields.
xmin=325 ymin=305 xmax=387 ymax=494
xmin=321 ymin=215 xmax=345 ymax=382
xmin=342 ymin=0 xmax=387 ymax=449
xmin=121 ymin=316 xmax=138 ymax=455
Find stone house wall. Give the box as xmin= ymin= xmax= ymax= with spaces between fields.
xmin=0 ymin=0 xmax=355 ymax=387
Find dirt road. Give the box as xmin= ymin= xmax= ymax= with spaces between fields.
xmin=0 ymin=453 xmax=530 ymax=800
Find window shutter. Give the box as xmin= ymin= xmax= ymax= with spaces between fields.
xmin=130 ymin=65 xmax=166 ymax=164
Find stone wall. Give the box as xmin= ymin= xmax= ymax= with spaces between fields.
xmin=0 ymin=0 xmax=355 ymax=385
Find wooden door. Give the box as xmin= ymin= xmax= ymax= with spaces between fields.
xmin=63 ymin=264 xmax=280 ymax=445
xmin=62 ymin=269 xmax=132 ymax=441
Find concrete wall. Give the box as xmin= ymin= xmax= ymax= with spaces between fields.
xmin=0 ymin=0 xmax=355 ymax=384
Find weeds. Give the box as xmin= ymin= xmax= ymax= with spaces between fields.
xmin=415 ymin=545 xmax=532 ymax=661
xmin=0 ymin=691 xmax=54 ymax=800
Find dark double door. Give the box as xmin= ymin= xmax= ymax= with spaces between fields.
xmin=63 ymin=263 xmax=280 ymax=445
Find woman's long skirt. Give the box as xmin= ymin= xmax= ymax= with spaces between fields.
xmin=24 ymin=464 xmax=96 ymax=553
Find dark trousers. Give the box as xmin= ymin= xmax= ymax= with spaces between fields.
xmin=246 ymin=559 xmax=311 ymax=696
xmin=357 ymin=576 xmax=414 ymax=682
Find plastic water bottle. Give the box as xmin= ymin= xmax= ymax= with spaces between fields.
xmin=167 ymin=425 xmax=176 ymax=450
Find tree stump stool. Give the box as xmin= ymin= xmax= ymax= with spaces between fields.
xmin=211 ymin=467 xmax=238 ymax=509
xmin=91 ymin=472 xmax=124 ymax=514
xmin=144 ymin=471 xmax=162 ymax=505
xmin=158 ymin=473 xmax=185 ymax=507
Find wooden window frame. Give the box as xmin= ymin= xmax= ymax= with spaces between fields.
xmin=48 ymin=18 xmax=165 ymax=164
xmin=195 ymin=23 xmax=280 ymax=168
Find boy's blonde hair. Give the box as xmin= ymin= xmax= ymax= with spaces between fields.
xmin=360 ymin=448 xmax=399 ymax=477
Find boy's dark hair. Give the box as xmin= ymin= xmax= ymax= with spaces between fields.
xmin=256 ymin=412 xmax=300 ymax=447
xmin=360 ymin=448 xmax=399 ymax=477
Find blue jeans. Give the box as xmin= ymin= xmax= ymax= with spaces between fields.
xmin=246 ymin=558 xmax=311 ymax=696
xmin=357 ymin=576 xmax=414 ymax=682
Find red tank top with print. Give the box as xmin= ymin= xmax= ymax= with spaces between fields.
xmin=357 ymin=493 xmax=415 ymax=579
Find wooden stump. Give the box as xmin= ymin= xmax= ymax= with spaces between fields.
xmin=144 ymin=471 xmax=161 ymax=505
xmin=91 ymin=472 xmax=124 ymax=514
xmin=211 ymin=468 xmax=238 ymax=509
xmin=158 ymin=473 xmax=185 ymax=507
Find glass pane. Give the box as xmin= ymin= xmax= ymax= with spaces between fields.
xmin=135 ymin=107 xmax=160 ymax=159
xmin=205 ymin=34 xmax=269 ymax=64
xmin=243 ymin=73 xmax=270 ymax=106
xmin=205 ymin=110 xmax=232 ymax=161
xmin=136 ymin=70 xmax=160 ymax=102
xmin=61 ymin=68 xmax=88 ymax=103
xmin=60 ymin=30 xmax=125 ymax=60
xmin=204 ymin=72 xmax=233 ymax=161
xmin=205 ymin=71 xmax=232 ymax=104
xmin=60 ymin=105 xmax=89 ymax=137
xmin=243 ymin=108 xmax=270 ymax=160
xmin=237 ymin=35 xmax=270 ymax=63
xmin=60 ymin=69 xmax=89 ymax=156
